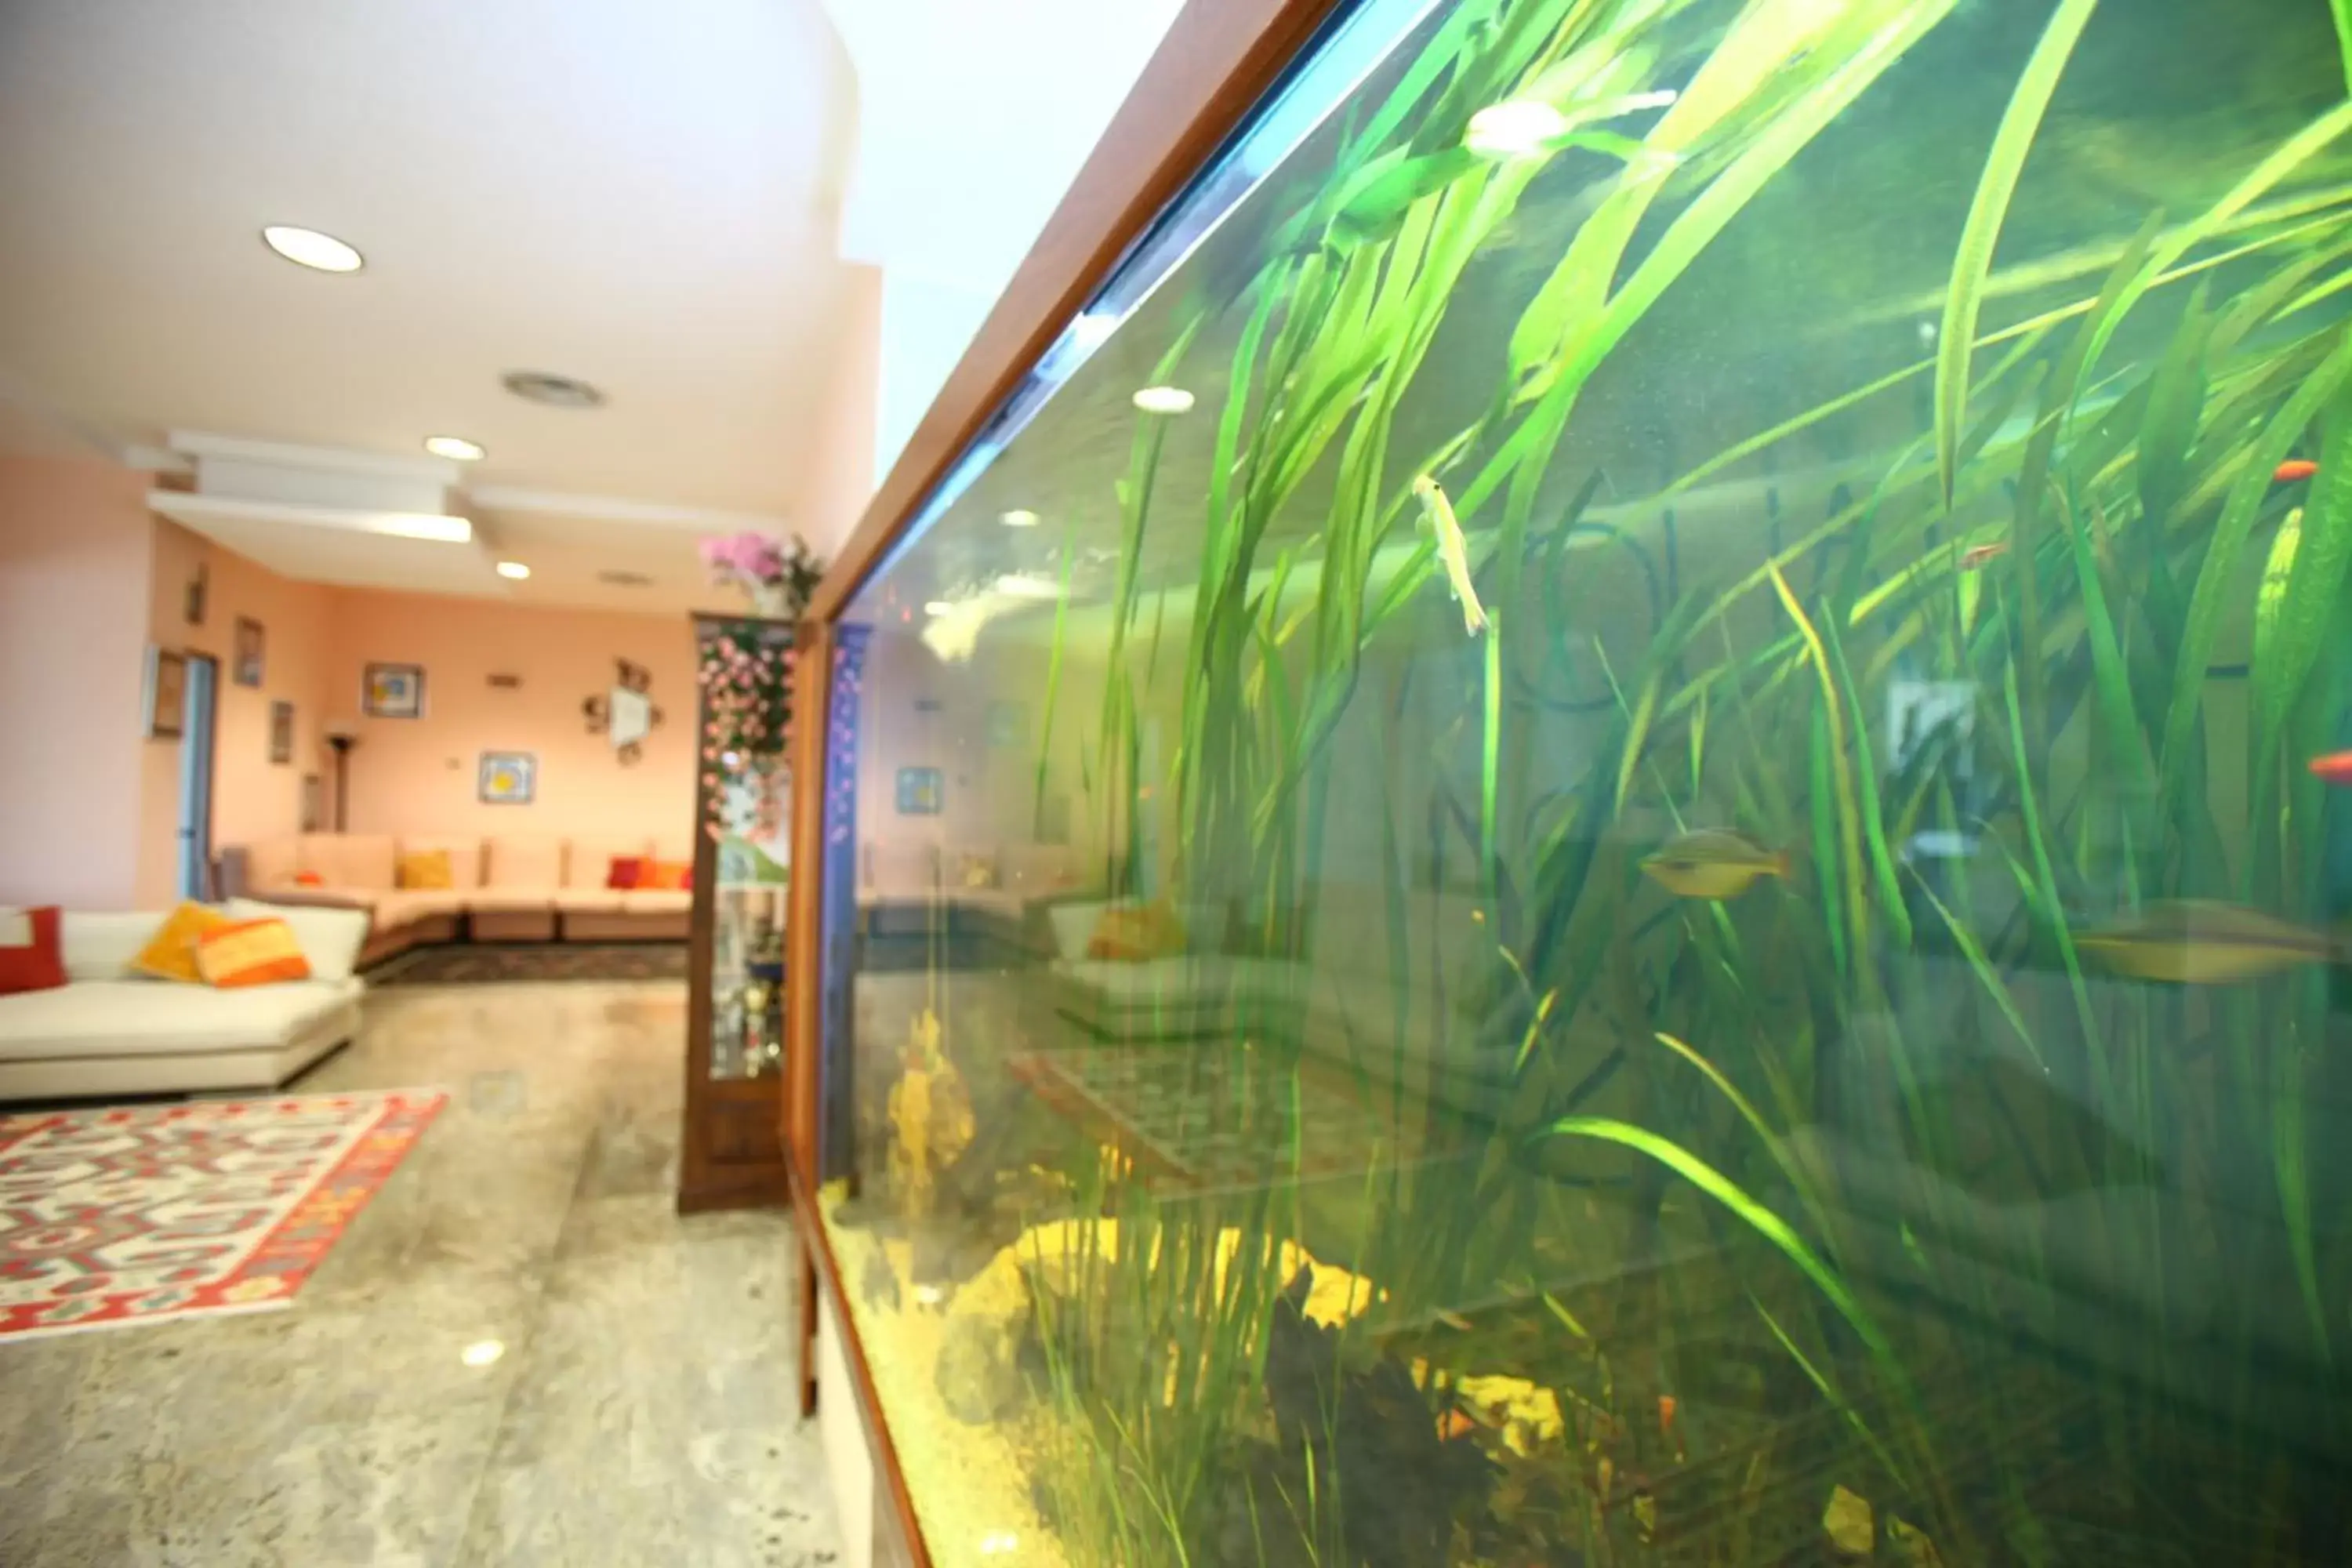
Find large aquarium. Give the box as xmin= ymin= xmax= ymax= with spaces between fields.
xmin=818 ymin=1 xmax=2352 ymax=1562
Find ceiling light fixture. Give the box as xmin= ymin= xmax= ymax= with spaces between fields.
xmin=993 ymin=573 xmax=1062 ymax=601
xmin=495 ymin=561 xmax=532 ymax=580
xmin=502 ymin=370 xmax=606 ymax=409
xmin=1465 ymin=100 xmax=1568 ymax=158
xmin=460 ymin=1339 xmax=506 ymax=1367
xmin=924 ymin=600 xmax=953 ymax=617
xmin=1132 ymin=386 xmax=1196 ymax=416
xmin=1000 ymin=508 xmax=1040 ymax=528
xmin=261 ymin=225 xmax=365 ymax=273
xmin=424 ymin=435 xmax=486 ymax=462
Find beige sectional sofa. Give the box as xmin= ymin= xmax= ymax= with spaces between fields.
xmin=217 ymin=833 xmax=694 ymax=969
xmin=0 ymin=900 xmax=370 ymax=1100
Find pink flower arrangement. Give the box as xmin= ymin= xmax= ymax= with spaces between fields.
xmin=700 ymin=531 xmax=822 ymax=619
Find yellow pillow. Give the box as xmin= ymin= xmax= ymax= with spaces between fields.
xmin=195 ymin=919 xmax=311 ymax=989
xmin=397 ymin=850 xmax=454 ymax=890
xmin=132 ymin=902 xmax=234 ymax=983
xmin=1086 ymin=901 xmax=1188 ymax=962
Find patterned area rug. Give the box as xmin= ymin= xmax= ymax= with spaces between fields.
xmin=370 ymin=942 xmax=688 ymax=985
xmin=0 ymin=1090 xmax=445 ymax=1341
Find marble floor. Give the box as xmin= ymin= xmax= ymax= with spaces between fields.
xmin=0 ymin=981 xmax=843 ymax=1568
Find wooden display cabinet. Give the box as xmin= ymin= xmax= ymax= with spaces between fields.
xmin=679 ymin=612 xmax=798 ymax=1213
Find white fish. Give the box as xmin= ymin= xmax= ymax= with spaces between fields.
xmin=1412 ymin=474 xmax=1488 ymax=636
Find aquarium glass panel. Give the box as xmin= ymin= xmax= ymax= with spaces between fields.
xmin=822 ymin=2 xmax=2352 ymax=1563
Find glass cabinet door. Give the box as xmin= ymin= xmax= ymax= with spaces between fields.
xmin=695 ymin=615 xmax=796 ymax=1081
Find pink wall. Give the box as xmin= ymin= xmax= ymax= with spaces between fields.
xmin=0 ymin=456 xmax=154 ymax=909
xmin=136 ymin=521 xmax=335 ymax=906
xmin=325 ymin=590 xmax=695 ymax=842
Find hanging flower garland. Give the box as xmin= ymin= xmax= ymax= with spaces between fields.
xmin=699 ymin=622 xmax=795 ymax=840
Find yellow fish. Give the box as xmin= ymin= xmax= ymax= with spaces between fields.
xmin=1642 ymin=829 xmax=1790 ymax=901
xmin=2076 ymin=900 xmax=2342 ymax=985
xmin=1412 ymin=474 xmax=1488 ymax=636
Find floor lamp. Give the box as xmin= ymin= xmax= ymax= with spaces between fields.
xmin=323 ymin=722 xmax=359 ymax=832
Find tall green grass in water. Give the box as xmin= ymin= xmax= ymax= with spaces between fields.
xmin=1016 ymin=0 xmax=2352 ymax=1561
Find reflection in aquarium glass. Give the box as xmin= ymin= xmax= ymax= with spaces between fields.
xmin=818 ymin=1 xmax=2352 ymax=1562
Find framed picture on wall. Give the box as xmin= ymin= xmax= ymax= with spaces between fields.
xmin=268 ymin=700 xmax=295 ymax=764
xmin=184 ymin=561 xmax=209 ymax=627
xmin=478 ymin=751 xmax=537 ymax=805
xmin=143 ymin=647 xmax=187 ymax=740
xmin=895 ymin=766 xmax=944 ymax=816
xmin=363 ymin=662 xmax=426 ymax=718
xmin=233 ymin=617 xmax=265 ymax=688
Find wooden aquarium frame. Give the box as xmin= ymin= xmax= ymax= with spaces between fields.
xmin=779 ymin=0 xmax=1350 ymax=1560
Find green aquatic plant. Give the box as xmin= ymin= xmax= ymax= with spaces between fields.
xmin=1000 ymin=0 xmax=2352 ymax=1563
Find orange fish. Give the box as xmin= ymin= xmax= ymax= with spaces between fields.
xmin=2310 ymin=750 xmax=2352 ymax=785
xmin=1657 ymin=1395 xmax=1677 ymax=1436
xmin=1958 ymin=542 xmax=2008 ymax=570
xmin=2275 ymin=459 xmax=2320 ymax=484
xmin=1437 ymin=1408 xmax=1478 ymax=1441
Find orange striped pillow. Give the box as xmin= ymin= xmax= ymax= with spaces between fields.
xmin=195 ymin=918 xmax=312 ymax=989
xmin=641 ymin=859 xmax=692 ymax=891
xmin=132 ymin=901 xmax=235 ymax=983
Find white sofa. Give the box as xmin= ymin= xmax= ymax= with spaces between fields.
xmin=0 ymin=900 xmax=369 ymax=1102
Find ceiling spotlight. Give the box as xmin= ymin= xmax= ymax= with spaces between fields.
xmin=502 ymin=370 xmax=606 ymax=409
xmin=924 ymin=600 xmax=953 ymax=617
xmin=460 ymin=1339 xmax=505 ymax=1367
xmin=1465 ymin=100 xmax=1568 ymax=158
xmin=261 ymin=225 xmax=365 ymax=274
xmin=994 ymin=573 xmax=1062 ymax=601
xmin=1131 ymin=386 xmax=1195 ymax=416
xmin=495 ymin=561 xmax=532 ymax=580
xmin=424 ymin=435 xmax=485 ymax=462
xmin=1000 ymin=508 xmax=1040 ymax=528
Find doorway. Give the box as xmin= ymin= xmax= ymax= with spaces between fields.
xmin=176 ymin=652 xmax=220 ymax=901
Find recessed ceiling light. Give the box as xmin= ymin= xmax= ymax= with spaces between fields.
xmin=1132 ymin=386 xmax=1195 ymax=415
xmin=1000 ymin=509 xmax=1040 ymax=528
xmin=424 ymin=435 xmax=485 ymax=462
xmin=495 ymin=561 xmax=532 ymax=580
xmin=994 ymin=573 xmax=1062 ymax=601
xmin=261 ymin=224 xmax=365 ymax=273
xmin=502 ymin=370 xmax=606 ymax=409
xmin=460 ymin=1339 xmax=505 ymax=1367
xmin=924 ymin=600 xmax=953 ymax=616
xmin=1465 ymin=100 xmax=1568 ymax=158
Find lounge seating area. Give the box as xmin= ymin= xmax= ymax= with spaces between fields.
xmin=217 ymin=833 xmax=696 ymax=971
xmin=0 ymin=900 xmax=369 ymax=1100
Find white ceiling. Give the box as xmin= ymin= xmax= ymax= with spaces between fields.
xmin=0 ymin=0 xmax=862 ymax=608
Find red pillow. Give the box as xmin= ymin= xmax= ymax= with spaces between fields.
xmin=605 ymin=855 xmax=645 ymax=890
xmin=0 ymin=906 xmax=68 ymax=996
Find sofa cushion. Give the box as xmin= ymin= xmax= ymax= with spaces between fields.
xmin=0 ymin=978 xmax=361 ymax=1061
xmin=0 ymin=907 xmax=67 ymax=996
xmin=619 ymin=890 xmax=692 ymax=915
xmin=1000 ymin=842 xmax=1084 ymax=896
xmin=552 ymin=888 xmax=625 ymax=913
xmin=226 ymin=899 xmax=372 ymax=983
xmin=299 ymin=833 xmax=396 ymax=890
xmin=245 ymin=837 xmax=301 ymax=891
xmin=60 ymin=913 xmax=162 ymax=982
xmin=567 ymin=837 xmax=652 ymax=891
xmin=371 ymin=891 xmax=466 ymax=929
xmin=465 ymin=889 xmax=557 ymax=913
xmin=398 ymin=837 xmax=484 ymax=887
xmin=196 ymin=919 xmax=312 ymax=989
xmin=488 ymin=835 xmax=565 ymax=888
xmin=865 ymin=841 xmax=939 ymax=895
xmin=132 ymin=902 xmax=233 ymax=984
